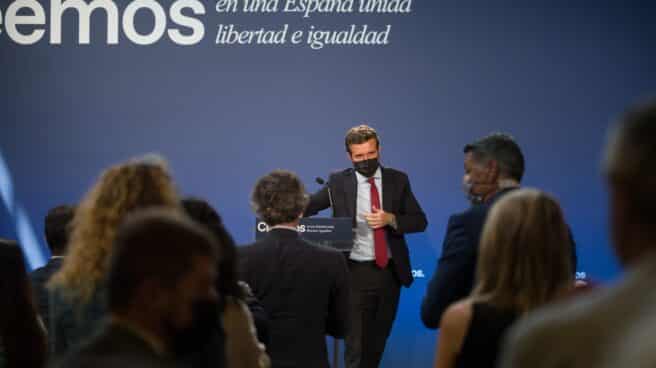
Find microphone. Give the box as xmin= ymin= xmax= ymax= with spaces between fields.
xmin=315 ymin=177 xmax=334 ymax=213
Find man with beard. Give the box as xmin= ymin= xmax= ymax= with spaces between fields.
xmin=305 ymin=125 xmax=428 ymax=368
xmin=57 ymin=209 xmax=223 ymax=368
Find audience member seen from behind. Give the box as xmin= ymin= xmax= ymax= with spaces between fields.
xmin=56 ymin=209 xmax=220 ymax=368
xmin=31 ymin=204 xmax=75 ymax=331
xmin=499 ymin=100 xmax=656 ymax=368
xmin=434 ymin=189 xmax=573 ymax=368
xmin=0 ymin=239 xmax=47 ymax=368
xmin=182 ymin=197 xmax=270 ymax=368
xmin=47 ymin=156 xmax=180 ymax=357
xmin=183 ymin=197 xmax=269 ymax=345
xmin=240 ymin=170 xmax=350 ymax=368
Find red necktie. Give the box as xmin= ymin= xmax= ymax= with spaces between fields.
xmin=368 ymin=177 xmax=388 ymax=268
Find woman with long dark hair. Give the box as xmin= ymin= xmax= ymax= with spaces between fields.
xmin=182 ymin=197 xmax=270 ymax=368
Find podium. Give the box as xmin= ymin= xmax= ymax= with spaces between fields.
xmin=254 ymin=217 xmax=353 ymax=252
xmin=254 ymin=217 xmax=353 ymax=368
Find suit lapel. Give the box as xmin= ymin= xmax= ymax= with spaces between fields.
xmin=343 ymin=170 xmax=357 ymax=221
xmin=382 ymin=167 xmax=393 ymax=212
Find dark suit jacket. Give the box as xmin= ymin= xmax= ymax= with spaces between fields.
xmin=30 ymin=257 xmax=63 ymax=330
xmin=239 ymin=228 xmax=349 ymax=368
xmin=56 ymin=322 xmax=178 ymax=368
xmin=305 ymin=167 xmax=428 ymax=287
xmin=420 ymin=188 xmax=578 ymax=329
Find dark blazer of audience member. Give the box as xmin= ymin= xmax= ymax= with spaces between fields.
xmin=240 ymin=170 xmax=350 ymax=368
xmin=56 ymin=209 xmax=220 ymax=368
xmin=183 ymin=197 xmax=270 ymax=368
xmin=0 ymin=239 xmax=47 ymax=368
xmin=420 ymin=134 xmax=526 ymax=329
xmin=434 ymin=189 xmax=574 ymax=368
xmin=47 ymin=156 xmax=180 ymax=357
xmin=421 ymin=134 xmax=578 ymax=329
xmin=30 ymin=205 xmax=75 ymax=331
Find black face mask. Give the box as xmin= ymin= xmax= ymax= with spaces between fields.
xmin=170 ymin=300 xmax=220 ymax=356
xmin=354 ymin=158 xmax=379 ymax=178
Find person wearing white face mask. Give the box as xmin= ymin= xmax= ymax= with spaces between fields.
xmin=421 ymin=133 xmax=578 ymax=330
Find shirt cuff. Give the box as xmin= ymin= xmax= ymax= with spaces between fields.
xmin=389 ymin=215 xmax=398 ymax=230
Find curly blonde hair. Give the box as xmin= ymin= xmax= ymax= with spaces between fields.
xmin=48 ymin=155 xmax=180 ymax=303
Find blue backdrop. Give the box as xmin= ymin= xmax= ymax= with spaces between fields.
xmin=2 ymin=1 xmax=656 ymax=366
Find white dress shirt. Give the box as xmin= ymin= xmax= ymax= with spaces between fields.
xmin=350 ymin=167 xmax=391 ymax=262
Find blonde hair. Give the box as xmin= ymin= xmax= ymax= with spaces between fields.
xmin=472 ymin=188 xmax=573 ymax=313
xmin=48 ymin=155 xmax=180 ymax=303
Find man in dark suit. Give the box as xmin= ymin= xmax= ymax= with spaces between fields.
xmin=421 ymin=133 xmax=577 ymax=329
xmin=31 ymin=204 xmax=75 ymax=330
xmin=57 ymin=209 xmax=223 ymax=368
xmin=240 ymin=170 xmax=349 ymax=368
xmin=305 ymin=125 xmax=428 ymax=368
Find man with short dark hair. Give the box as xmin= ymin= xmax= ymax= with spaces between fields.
xmin=57 ymin=209 xmax=222 ymax=368
xmin=462 ymin=133 xmax=525 ymax=204
xmin=499 ymin=100 xmax=656 ymax=368
xmin=305 ymin=125 xmax=428 ymax=368
xmin=421 ymin=133 xmax=528 ymax=328
xmin=31 ymin=204 xmax=75 ymax=330
xmin=241 ymin=170 xmax=349 ymax=368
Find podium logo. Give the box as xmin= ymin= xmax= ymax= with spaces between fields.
xmin=0 ymin=0 xmax=206 ymax=45
xmin=257 ymin=222 xmax=269 ymax=232
xmin=257 ymin=222 xmax=305 ymax=233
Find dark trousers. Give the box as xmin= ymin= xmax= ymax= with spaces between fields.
xmin=345 ymin=260 xmax=401 ymax=368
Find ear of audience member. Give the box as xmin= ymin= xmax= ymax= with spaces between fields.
xmin=182 ymin=197 xmax=271 ymax=368
xmin=47 ymin=155 xmax=180 ymax=357
xmin=434 ymin=189 xmax=573 ymax=368
xmin=30 ymin=204 xmax=75 ymax=334
xmin=55 ymin=209 xmax=221 ymax=368
xmin=0 ymin=238 xmax=48 ymax=368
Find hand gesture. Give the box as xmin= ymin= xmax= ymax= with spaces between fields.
xmin=365 ymin=207 xmax=394 ymax=229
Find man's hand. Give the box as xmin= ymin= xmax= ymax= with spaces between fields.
xmin=365 ymin=207 xmax=395 ymax=229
